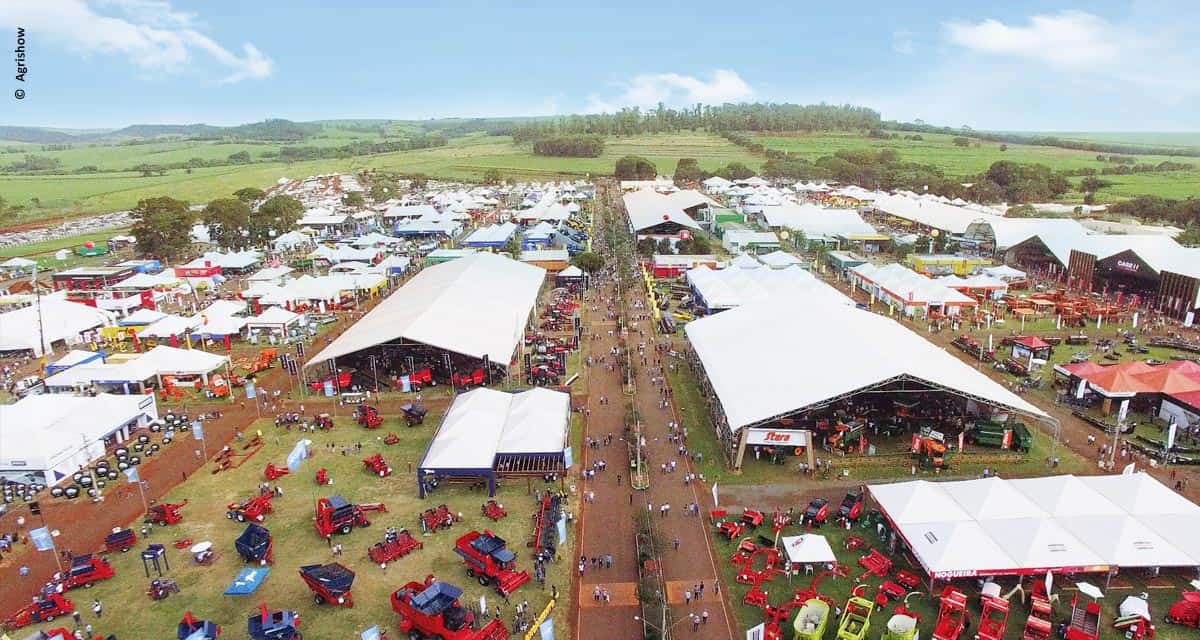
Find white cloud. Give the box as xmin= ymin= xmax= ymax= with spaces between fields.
xmin=892 ymin=30 xmax=914 ymax=55
xmin=586 ymin=69 xmax=753 ymax=113
xmin=945 ymin=11 xmax=1118 ymax=69
xmin=0 ymin=0 xmax=274 ymax=83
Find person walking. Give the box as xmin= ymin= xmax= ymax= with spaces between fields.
xmin=91 ymin=599 xmax=102 ymax=618
xmin=702 ymin=610 xmax=709 ymax=625
xmin=684 ymin=589 xmax=692 ymax=606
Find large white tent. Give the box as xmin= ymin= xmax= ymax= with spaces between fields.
xmin=418 ymin=387 xmax=570 ymax=497
xmin=623 ymin=188 xmax=703 ymax=233
xmin=0 ymin=297 xmax=114 ymax=356
xmin=686 ymin=264 xmax=851 ymax=312
xmin=306 ymin=252 xmax=544 ymax=367
xmin=870 ymin=474 xmax=1200 ymax=579
xmin=685 ymin=299 xmax=1047 ymax=434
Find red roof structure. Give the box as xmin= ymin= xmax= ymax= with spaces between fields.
xmin=1168 ymin=389 xmax=1200 ymax=411
xmin=1012 ymin=336 xmax=1051 ymax=350
xmin=1132 ymin=369 xmax=1200 ymax=395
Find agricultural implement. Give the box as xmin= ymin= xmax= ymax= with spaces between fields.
xmin=148 ymin=578 xmax=180 ymax=600
xmin=363 ymin=453 xmax=392 ymax=477
xmin=857 ymin=548 xmax=893 ymax=582
xmin=838 ymin=492 xmax=864 ymax=521
xmin=3 ymin=589 xmax=74 ymax=628
xmin=145 ymin=499 xmax=188 ymax=526
xmin=315 ymin=495 xmax=387 ymax=537
xmin=454 ymin=530 xmax=531 ymax=596
xmin=420 ymin=504 xmax=461 ymax=533
xmin=354 ymin=404 xmax=384 ymax=429
xmin=802 ymin=498 xmax=830 ymax=527
xmin=53 ymin=554 xmax=115 ymax=590
xmin=391 ymin=576 xmax=508 ymax=640
xmin=264 ymin=462 xmax=291 ymax=481
xmin=932 ymin=586 xmax=971 ymax=640
xmin=1023 ymin=593 xmax=1054 ymax=640
xmin=178 ymin=611 xmax=221 ymax=639
xmin=792 ymin=599 xmax=831 ymax=640
xmin=1165 ymin=592 xmax=1200 ymax=628
xmin=716 ymin=519 xmax=745 ymax=540
xmin=741 ymin=508 xmax=765 ymax=528
xmin=401 ymin=403 xmax=428 ymax=426
xmin=882 ymin=613 xmax=920 ymax=640
xmin=1065 ymin=594 xmax=1101 ymax=640
xmin=966 ymin=420 xmax=1033 ymax=452
xmin=1114 ymin=595 xmax=1156 ymax=640
xmin=836 ymin=596 xmax=874 ymax=640
xmin=227 ymin=494 xmax=274 ymax=523
xmin=528 ymin=494 xmax=561 ymax=556
xmin=315 ymin=468 xmax=331 ymax=486
xmin=977 ymin=596 xmax=1009 ymax=640
xmin=236 ymin=523 xmax=274 ymax=565
xmin=369 ymin=528 xmax=423 ymax=567
xmin=481 ymin=499 xmax=507 ymax=521
xmin=247 ymin=603 xmax=301 ymax=640
xmin=299 ymin=563 xmax=355 ymax=607
xmin=313 ymin=413 xmax=334 ymax=430
xmin=104 ymin=528 xmax=137 ymax=553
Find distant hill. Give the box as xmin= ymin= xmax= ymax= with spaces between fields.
xmin=0 ymin=119 xmax=318 ymax=144
xmin=102 ymin=123 xmax=221 ymax=140
xmin=0 ymin=126 xmax=79 ymax=144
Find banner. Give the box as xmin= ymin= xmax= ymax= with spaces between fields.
xmin=747 ymin=623 xmax=765 ymax=640
xmin=323 ymin=380 xmax=335 ymax=397
xmin=1132 ymin=312 xmax=1139 ymax=328
xmin=1122 ymin=462 xmax=1137 ymax=475
xmin=1118 ymin=399 xmax=1130 ymax=424
xmin=538 ymin=618 xmax=555 ymax=640
xmin=1166 ymin=420 xmax=1178 ymax=451
xmin=744 ymin=428 xmax=808 ymax=447
xmin=286 ymin=439 xmax=311 ymax=472
xmin=1045 ymin=570 xmax=1053 ymax=596
xmin=123 ymin=467 xmax=139 ymax=483
xmin=400 ymin=375 xmax=411 ymax=393
xmin=563 ymin=446 xmax=573 ymax=469
xmin=711 ymin=482 xmax=719 ymax=508
xmin=360 ymin=627 xmax=381 ymax=640
xmin=244 ymin=382 xmax=257 ymax=399
xmin=480 ymin=595 xmax=487 ymax=619
xmin=29 ymin=526 xmax=54 ymax=552
xmin=556 ymin=515 xmax=567 ymax=545
xmin=1075 ymin=378 xmax=1087 ymax=399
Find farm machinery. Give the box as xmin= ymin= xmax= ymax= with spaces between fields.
xmin=802 ymin=498 xmax=830 ymax=527
xmin=792 ymin=598 xmax=832 ymax=640
xmin=828 ymin=422 xmax=867 ymax=452
xmin=977 ymin=595 xmax=1010 ymax=640
xmin=401 ymin=402 xmax=428 ymax=426
xmin=454 ymin=530 xmax=531 ymax=596
xmin=1166 ymin=591 xmax=1200 ymax=628
xmin=315 ymin=468 xmax=331 ymax=486
xmin=369 ymin=528 xmax=424 ymax=567
xmin=391 ymin=576 xmax=508 ymax=640
xmin=247 ymin=603 xmax=301 ymax=640
xmin=912 ymin=429 xmax=950 ymax=470
xmin=1023 ymin=581 xmax=1055 ymax=640
xmin=966 ymin=420 xmax=1033 ymax=452
xmin=1065 ymin=594 xmax=1102 ymax=640
xmin=145 ymin=499 xmax=188 ymax=526
xmin=52 ymin=554 xmax=115 ymax=590
xmin=481 ymin=499 xmax=507 ymax=521
xmin=148 ymin=578 xmax=181 ymax=600
xmin=3 ymin=589 xmax=74 ymax=628
xmin=363 ymin=453 xmax=392 ymax=477
xmin=838 ymin=491 xmax=865 ymax=521
xmin=314 ymin=495 xmax=387 ymax=537
xmin=932 ymin=586 xmax=971 ymax=640
xmin=264 ymin=462 xmax=291 ymax=481
xmin=104 ymin=527 xmax=137 ymax=553
xmin=299 ymin=563 xmax=356 ymax=607
xmin=836 ymin=595 xmax=875 ymax=640
xmin=227 ymin=493 xmax=275 ymax=523
xmin=420 ymin=504 xmax=461 ymax=533
xmin=235 ymin=523 xmax=274 ymax=565
xmin=1114 ymin=595 xmax=1156 ymax=640
xmin=178 ymin=611 xmax=221 ymax=639
xmin=529 ymin=493 xmax=562 ymax=557
xmin=354 ymin=404 xmax=384 ymax=429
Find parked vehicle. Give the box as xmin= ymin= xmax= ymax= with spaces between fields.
xmin=836 ymin=596 xmax=874 ymax=640
xmin=391 ymin=576 xmax=508 ymax=640
xmin=299 ymin=563 xmax=355 ymax=607
xmin=453 ymin=530 xmax=531 ymax=596
xmin=314 ymin=495 xmax=386 ymax=538
xmin=53 ymin=554 xmax=115 ymax=590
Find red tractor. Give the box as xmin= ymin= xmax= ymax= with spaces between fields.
xmin=977 ymin=596 xmax=1010 ymax=640
xmin=802 ymin=498 xmax=830 ymax=527
xmin=932 ymin=586 xmax=971 ymax=640
xmin=228 ymin=494 xmax=274 ymax=523
xmin=838 ymin=492 xmax=864 ymax=521
xmin=3 ymin=590 xmax=74 ymax=628
xmin=313 ymin=413 xmax=334 ymax=430
xmin=314 ymin=495 xmax=387 ymax=538
xmin=53 ymin=554 xmax=115 ymax=590
xmin=264 ymin=462 xmax=291 ymax=481
xmin=453 ymin=530 xmax=531 ymax=596
xmin=391 ymin=576 xmax=508 ymax=640
xmin=363 ymin=453 xmax=392 ymax=477
xmin=1166 ymin=592 xmax=1200 ymax=628
xmin=145 ymin=499 xmax=189 ymax=526
xmin=354 ymin=404 xmax=384 ymax=429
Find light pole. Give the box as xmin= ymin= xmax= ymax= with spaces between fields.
xmin=634 ymin=613 xmax=693 ymax=640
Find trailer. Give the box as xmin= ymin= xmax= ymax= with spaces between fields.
xmin=236 ymin=523 xmax=274 ymax=565
xmin=838 ymin=492 xmax=864 ymax=521
xmin=454 ymin=530 xmax=531 ymax=596
xmin=247 ymin=603 xmax=301 ymax=640
xmin=966 ymin=420 xmax=1033 ymax=452
xmin=178 ymin=611 xmax=221 ymax=639
xmin=145 ymin=499 xmax=188 ymax=526
xmin=932 ymin=586 xmax=971 ymax=640
xmin=836 ymin=596 xmax=874 ymax=640
xmin=401 ymin=403 xmax=429 ymax=426
xmin=53 ymin=554 xmax=115 ymax=590
xmin=792 ymin=598 xmax=831 ymax=640
xmin=977 ymin=596 xmax=1009 ymax=640
xmin=299 ymin=563 xmax=355 ymax=607
xmin=227 ymin=494 xmax=274 ymax=523
xmin=103 ymin=528 xmax=137 ymax=553
xmin=391 ymin=576 xmax=508 ymax=640
xmin=315 ymin=495 xmax=386 ymax=538
xmin=3 ymin=590 xmax=74 ymax=628
xmin=369 ymin=529 xmax=424 ymax=567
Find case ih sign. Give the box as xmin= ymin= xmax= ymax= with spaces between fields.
xmin=745 ymin=428 xmax=809 ymax=447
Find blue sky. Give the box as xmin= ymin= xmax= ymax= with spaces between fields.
xmin=2 ymin=0 xmax=1198 ymax=130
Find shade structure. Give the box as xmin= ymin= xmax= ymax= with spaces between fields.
xmin=685 ymin=299 xmax=1047 ymax=433
xmin=940 ymin=477 xmax=1047 ymax=520
xmin=305 ymin=253 xmax=544 ymax=367
xmin=780 ymin=534 xmax=837 ymax=566
xmin=0 ymin=297 xmax=114 ymax=355
xmin=1056 ymin=515 xmax=1196 ymax=568
xmin=906 ymin=520 xmax=1018 ymax=578
xmin=978 ymin=518 xmax=1104 ymax=571
xmin=1079 ymin=474 xmax=1200 ymax=516
xmin=1007 ymin=475 xmax=1125 ymax=518
xmin=1138 ymin=514 xmax=1200 ymax=563
xmin=685 ymin=264 xmax=851 ymax=312
xmin=623 ymin=188 xmax=702 ymax=233
xmin=867 ymin=481 xmax=970 ymax=525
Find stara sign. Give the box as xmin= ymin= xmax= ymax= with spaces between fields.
xmin=745 ymin=428 xmax=809 ymax=446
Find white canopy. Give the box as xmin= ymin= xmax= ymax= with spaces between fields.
xmin=420 ymin=388 xmax=569 ymax=471
xmin=978 ymin=518 xmax=1104 ymax=569
xmin=685 ymin=299 xmax=1047 ymax=432
xmin=0 ymin=297 xmax=114 ymax=355
xmin=306 ymin=253 xmax=544 ymax=366
xmin=941 ymin=477 xmax=1048 ymax=520
xmin=907 ymin=520 xmax=1019 ymax=577
xmin=757 ymin=250 xmax=802 ymax=268
xmin=2 ymin=257 xmax=36 ymax=268
xmin=246 ymin=306 xmax=302 ymax=331
xmin=686 ymin=264 xmax=851 ymax=312
xmin=780 ymin=534 xmax=837 ymax=566
xmin=760 ymin=204 xmax=877 ymax=237
xmin=1079 ymin=473 xmax=1200 ymax=516
xmin=623 ymin=188 xmax=702 ymax=233
xmin=137 ymin=314 xmax=202 ymax=338
xmin=557 ymin=265 xmax=583 ymax=278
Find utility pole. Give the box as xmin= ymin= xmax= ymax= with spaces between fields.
xmin=33 ymin=263 xmax=49 ymax=363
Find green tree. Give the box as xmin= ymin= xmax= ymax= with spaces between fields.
xmin=952 ymin=137 xmax=971 ymax=147
xmin=228 ymin=151 xmax=251 ymax=164
xmin=251 ymin=195 xmax=304 ymax=244
xmin=655 ymin=238 xmax=673 ymax=255
xmin=1079 ymin=177 xmax=1112 ymax=193
xmin=673 ymin=158 xmax=707 ymax=185
xmin=999 ymin=144 xmax=1008 ymax=152
xmin=636 ymin=237 xmax=657 ymax=257
xmin=233 ymin=187 xmax=266 ymax=203
xmin=501 ymin=236 xmax=521 ymax=259
xmin=342 ymin=191 xmax=366 ymax=208
xmin=131 ymin=196 xmax=193 ymax=258
xmin=482 ymin=168 xmax=504 ymax=185
xmin=202 ymin=197 xmax=251 ymax=249
xmin=571 ymin=251 xmax=604 ymax=273
xmin=614 ymin=155 xmax=657 ymax=180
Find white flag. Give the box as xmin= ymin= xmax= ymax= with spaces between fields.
xmin=711 ymin=482 xmax=719 ymax=509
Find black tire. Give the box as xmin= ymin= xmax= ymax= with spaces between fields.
xmin=339 ymin=524 xmax=352 ymax=535
xmin=237 ymin=513 xmax=246 ymax=522
xmin=314 ymin=594 xmax=324 ymax=605
xmin=478 ymin=575 xmax=490 ymax=587
xmin=465 ymin=568 xmax=475 ymax=577
xmin=84 ymin=582 xmax=93 ymax=589
xmin=409 ymin=632 xmax=422 ymax=640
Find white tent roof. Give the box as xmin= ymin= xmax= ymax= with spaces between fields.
xmin=121 ymin=308 xmax=169 ymax=325
xmin=306 ymin=253 xmax=544 ymax=366
xmin=1057 ymin=515 xmax=1195 ymax=567
xmin=1138 ymin=514 xmax=1200 ymax=563
xmin=2 ymin=257 xmax=36 ymax=268
xmin=978 ymin=518 xmax=1104 ymax=570
xmin=137 ymin=314 xmax=202 ymax=338
xmin=1079 ymin=473 xmax=1200 ymax=515
xmin=623 ymin=188 xmax=703 ymax=232
xmin=0 ymin=297 xmax=114 ymax=356
xmin=757 ymin=250 xmax=802 ymax=268
xmin=907 ymin=520 xmax=1018 ymax=576
xmin=780 ymin=534 xmax=837 ymax=565
xmin=246 ymin=306 xmax=302 ymax=329
xmin=760 ymin=204 xmax=877 ymax=237
xmin=685 ymin=299 xmax=1046 ymax=432
xmin=463 ymin=222 xmax=517 ymax=245
xmin=868 ymin=481 xmax=970 ymax=524
xmin=420 ymin=388 xmax=569 ymax=470
xmin=941 ymin=477 xmax=1048 ymax=520
xmin=1008 ymin=476 xmax=1126 ymax=517
xmin=558 ymin=265 xmax=583 ymax=278
xmin=246 ymin=266 xmax=294 ymax=282
xmin=686 ymin=265 xmax=850 ymax=312
xmin=0 ymin=393 xmax=156 ymax=471
xmin=135 ymin=345 xmax=229 ymax=375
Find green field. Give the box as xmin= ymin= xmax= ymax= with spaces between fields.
xmin=751 ymin=131 xmax=1200 ymax=202
xmin=1000 ymin=131 xmax=1200 ymax=151
xmin=19 ymin=412 xmax=579 ymax=640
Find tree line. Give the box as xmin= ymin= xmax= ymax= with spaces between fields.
xmin=531 ymin=135 xmax=605 ymax=157
xmin=129 ymin=189 xmax=305 ymax=258
xmin=884 ymin=121 xmax=1200 ymax=158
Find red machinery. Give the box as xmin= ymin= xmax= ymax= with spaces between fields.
xmin=391 ymin=576 xmax=508 ymax=640
xmin=741 ymin=508 xmax=765 ymax=528
xmin=3 ymin=590 xmax=74 ymax=628
xmin=454 ymin=530 xmax=531 ymax=596
xmin=1065 ymin=595 xmax=1101 ymax=640
xmin=1023 ymin=594 xmax=1054 ymax=640
xmin=931 ymin=586 xmax=971 ymax=640
xmin=313 ymin=413 xmax=334 ymax=430
xmin=178 ymin=611 xmax=222 ymax=639
xmin=1166 ymin=592 xmax=1200 ymax=628
xmin=363 ymin=453 xmax=392 ymax=477
xmin=145 ymin=499 xmax=188 ymax=526
xmin=314 ymin=495 xmax=386 ymax=538
xmin=310 ymin=372 xmax=352 ymax=392
xmin=838 ymin=492 xmax=864 ymax=521
xmin=228 ymin=494 xmax=275 ymax=523
xmin=857 ymin=548 xmax=893 ymax=582
xmin=299 ymin=563 xmax=356 ymax=607
xmin=53 ymin=554 xmax=115 ymax=590
xmin=802 ymin=498 xmax=830 ymax=527
xmin=264 ymin=462 xmax=291 ymax=481
xmin=315 ymin=468 xmax=331 ymax=486
xmin=481 ymin=500 xmax=507 ymax=521
xmin=420 ymin=504 xmax=461 ymax=533
xmin=978 ymin=596 xmax=1010 ymax=640
xmin=529 ymin=494 xmax=561 ymax=556
xmin=103 ymin=528 xmax=137 ymax=553
xmin=354 ymin=404 xmax=384 ymax=429
xmin=247 ymin=603 xmax=301 ymax=640
xmin=369 ymin=529 xmax=424 ymax=567
xmin=717 ymin=520 xmax=745 ymax=540
xmin=148 ymin=578 xmax=180 ymax=600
